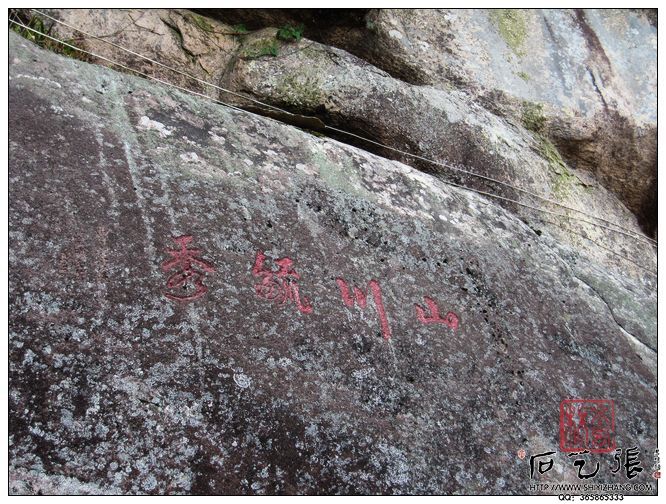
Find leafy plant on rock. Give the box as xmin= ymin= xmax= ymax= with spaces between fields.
xmin=277 ymin=23 xmax=305 ymax=42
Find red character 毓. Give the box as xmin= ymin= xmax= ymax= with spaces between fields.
xmin=162 ymin=235 xmax=216 ymax=302
xmin=252 ymin=250 xmax=313 ymax=314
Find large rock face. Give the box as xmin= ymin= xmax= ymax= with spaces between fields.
xmin=202 ymin=8 xmax=658 ymax=235
xmin=223 ymin=30 xmax=656 ymax=279
xmin=361 ymin=9 xmax=657 ymax=236
xmin=23 ymin=8 xmax=658 ymax=282
xmin=8 ymin=32 xmax=657 ymax=495
xmin=24 ymin=8 xmax=240 ymax=99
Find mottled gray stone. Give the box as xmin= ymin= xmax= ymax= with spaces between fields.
xmin=9 ymin=32 xmax=657 ymax=495
xmin=226 ymin=28 xmax=656 ymax=282
xmin=199 ymin=8 xmax=658 ymax=233
xmin=26 ymin=8 xmax=658 ymax=273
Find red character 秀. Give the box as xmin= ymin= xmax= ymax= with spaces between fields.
xmin=162 ymin=235 xmax=216 ymax=302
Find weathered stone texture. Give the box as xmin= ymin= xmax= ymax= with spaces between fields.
xmin=8 ymin=32 xmax=657 ymax=495
xmin=198 ymin=8 xmax=658 ymax=234
xmin=26 ymin=8 xmax=657 ymax=277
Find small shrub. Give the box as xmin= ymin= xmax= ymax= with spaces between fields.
xmin=10 ymin=13 xmax=88 ymax=61
xmin=276 ymin=23 xmax=304 ymax=42
xmin=232 ymin=23 xmax=249 ymax=35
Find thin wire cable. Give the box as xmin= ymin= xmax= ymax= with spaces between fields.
xmin=8 ymin=19 xmax=658 ymax=276
xmin=30 ymin=9 xmax=290 ymax=116
xmin=325 ymin=125 xmax=658 ymax=249
xmin=324 ymin=125 xmax=658 ymax=248
xmin=469 ymin=187 xmax=658 ymax=277
xmin=574 ymin=234 xmax=657 ymax=278
xmin=9 ymin=20 xmax=252 ymax=114
xmin=9 ymin=9 xmax=20 ymax=25
xmin=29 ymin=8 xmax=658 ymax=249
xmin=535 ymin=216 xmax=657 ymax=277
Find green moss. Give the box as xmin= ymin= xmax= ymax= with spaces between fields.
xmin=521 ymin=101 xmax=546 ymax=133
xmin=242 ymin=38 xmax=279 ymax=59
xmin=538 ymin=136 xmax=565 ymax=170
xmin=552 ymin=169 xmax=576 ymax=198
xmin=187 ymin=12 xmax=215 ymax=33
xmin=489 ymin=9 xmax=528 ymax=57
xmin=277 ymin=73 xmax=323 ymax=109
xmin=537 ymin=135 xmax=575 ymax=198
xmin=186 ymin=14 xmax=248 ymax=37
xmin=516 ymin=71 xmax=530 ymax=82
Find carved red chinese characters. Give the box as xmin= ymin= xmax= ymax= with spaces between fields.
xmin=161 ymin=241 xmax=462 ymax=337
xmin=252 ymin=250 xmax=313 ymax=314
xmin=336 ymin=278 xmax=392 ymax=340
xmin=415 ymin=296 xmax=459 ymax=330
xmin=162 ymin=235 xmax=216 ymax=302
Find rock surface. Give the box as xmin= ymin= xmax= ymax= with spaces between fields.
xmin=203 ymin=8 xmax=658 ymax=235
xmin=8 ymin=30 xmax=657 ymax=496
xmin=22 ymin=7 xmax=658 ymax=283
xmin=224 ymin=29 xmax=656 ymax=280
xmin=18 ymin=8 xmax=240 ymax=99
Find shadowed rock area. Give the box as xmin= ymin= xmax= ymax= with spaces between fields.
xmin=8 ymin=30 xmax=657 ymax=496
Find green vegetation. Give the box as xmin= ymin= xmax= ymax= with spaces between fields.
xmin=521 ymin=101 xmax=546 ymax=133
xmin=517 ymin=98 xmax=576 ymax=198
xmin=276 ymin=23 xmax=304 ymax=42
xmin=187 ymin=12 xmax=215 ymax=33
xmin=538 ymin=136 xmax=566 ymax=171
xmin=552 ymin=168 xmax=576 ymax=198
xmin=241 ymin=23 xmax=304 ymax=59
xmin=516 ymin=71 xmax=530 ymax=82
xmin=277 ymin=73 xmax=323 ymax=109
xmin=242 ymin=37 xmax=279 ymax=59
xmin=489 ymin=9 xmax=528 ymax=57
xmin=10 ymin=13 xmax=87 ymax=61
xmin=519 ymin=98 xmax=577 ymax=199
xmin=186 ymin=12 xmax=249 ymax=38
xmin=537 ymin=135 xmax=576 ymax=198
xmin=232 ymin=24 xmax=249 ymax=35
